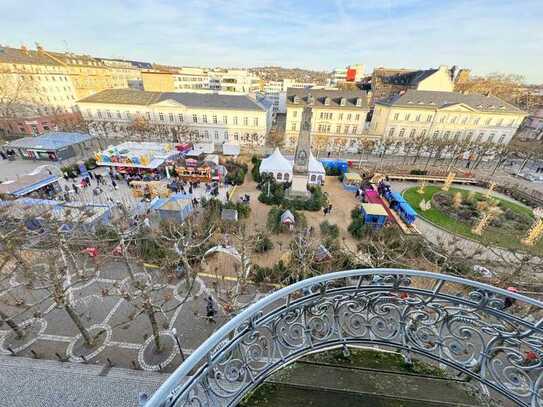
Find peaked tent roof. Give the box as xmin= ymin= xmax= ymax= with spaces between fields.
xmin=281 ymin=209 xmax=295 ymax=224
xmin=308 ymin=153 xmax=325 ymax=174
xmin=260 ymin=148 xmax=293 ymax=173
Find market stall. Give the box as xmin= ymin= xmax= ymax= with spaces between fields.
xmin=259 ymin=148 xmax=293 ymax=183
xmin=342 ymin=172 xmax=362 ymax=192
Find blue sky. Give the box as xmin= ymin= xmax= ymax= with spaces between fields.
xmin=2 ymin=0 xmax=542 ymax=82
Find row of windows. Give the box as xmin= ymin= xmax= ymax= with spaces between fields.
xmin=315 ymin=123 xmax=358 ymax=134
xmin=391 ymin=112 xmax=517 ymax=127
xmin=387 ymin=127 xmax=507 ymax=144
xmin=91 ymin=110 xmax=260 ymax=127
xmin=291 ymin=110 xmax=362 ymax=122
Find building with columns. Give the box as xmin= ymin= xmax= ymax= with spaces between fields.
xmin=369 ymin=89 xmax=526 ymax=146
xmin=77 ymin=89 xmax=273 ymax=147
xmin=285 ymin=88 xmax=372 ymax=153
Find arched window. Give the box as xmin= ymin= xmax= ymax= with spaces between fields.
xmin=399 ymin=128 xmax=406 ymax=137
xmin=284 ymin=173 xmax=290 ymax=181
xmin=276 ymin=173 xmax=283 ymax=180
xmin=317 ymin=175 xmax=323 ymax=183
xmin=310 ymin=174 xmax=316 ymax=182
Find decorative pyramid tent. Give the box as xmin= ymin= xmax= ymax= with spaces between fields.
xmin=307 ymin=152 xmax=326 ymax=185
xmin=259 ymin=148 xmax=293 ymax=183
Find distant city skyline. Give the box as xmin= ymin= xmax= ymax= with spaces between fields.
xmin=2 ymin=0 xmax=542 ymax=83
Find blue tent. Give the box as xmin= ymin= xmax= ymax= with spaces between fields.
xmin=150 ymin=193 xmax=193 ymax=222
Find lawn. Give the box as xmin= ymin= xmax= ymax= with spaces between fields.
xmin=403 ymin=186 xmax=543 ymax=254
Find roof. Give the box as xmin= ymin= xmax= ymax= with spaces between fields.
xmin=260 ymin=148 xmax=293 ymax=173
xmin=281 ymin=209 xmax=295 ymax=224
xmin=381 ymin=69 xmax=439 ymax=86
xmin=343 ymin=172 xmax=362 ymax=182
xmin=361 ymin=203 xmax=389 ymax=217
xmin=377 ymin=89 xmax=523 ymax=114
xmin=0 ymin=46 xmax=61 ymax=66
xmin=286 ymin=88 xmax=369 ymax=109
xmin=0 ymin=173 xmax=59 ymax=197
xmin=150 ymin=193 xmax=192 ymax=211
xmin=6 ymin=132 xmax=94 ymax=150
xmin=77 ymin=89 xmax=267 ymax=111
xmin=308 ymin=153 xmax=325 ymax=174
xmin=221 ymin=208 xmax=238 ymax=221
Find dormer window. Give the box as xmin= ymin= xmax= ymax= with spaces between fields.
xmin=340 ymin=98 xmax=346 ymax=106
xmin=307 ymin=95 xmax=314 ymax=105
xmin=324 ymin=97 xmax=331 ymax=106
xmin=293 ymin=96 xmax=300 ymax=104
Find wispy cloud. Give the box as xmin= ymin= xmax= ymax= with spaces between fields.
xmin=1 ymin=0 xmax=541 ymax=82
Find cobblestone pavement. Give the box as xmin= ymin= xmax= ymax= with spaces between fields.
xmin=0 ymin=355 xmax=168 ymax=407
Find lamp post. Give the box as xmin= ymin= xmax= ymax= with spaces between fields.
xmin=171 ymin=328 xmax=185 ymax=362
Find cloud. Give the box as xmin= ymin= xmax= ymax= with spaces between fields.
xmin=1 ymin=0 xmax=541 ymax=82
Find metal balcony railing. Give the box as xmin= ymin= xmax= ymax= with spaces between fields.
xmin=145 ymin=268 xmax=543 ymax=407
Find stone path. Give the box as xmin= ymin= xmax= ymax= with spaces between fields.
xmin=0 ymin=355 xmax=169 ymax=407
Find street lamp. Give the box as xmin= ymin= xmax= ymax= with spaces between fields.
xmin=171 ymin=328 xmax=185 ymax=361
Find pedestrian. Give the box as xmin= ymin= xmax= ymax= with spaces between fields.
xmin=327 ymin=151 xmax=331 ymax=158
xmin=112 ymin=179 xmax=118 ymax=190
xmin=328 ymin=204 xmax=333 ymax=214
xmin=64 ymin=185 xmax=70 ymax=193
xmin=206 ymin=296 xmax=216 ymax=323
xmin=72 ymin=183 xmax=79 ymax=194
xmin=323 ymin=207 xmax=328 ymax=216
xmin=0 ymin=151 xmax=6 ymax=160
xmin=88 ymin=172 xmax=94 ymax=180
xmin=189 ymin=185 xmax=193 ymax=194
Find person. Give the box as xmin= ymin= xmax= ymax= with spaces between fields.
xmin=88 ymin=172 xmax=94 ymax=180
xmin=328 ymin=204 xmax=333 ymax=214
xmin=112 ymin=179 xmax=118 ymax=190
xmin=323 ymin=207 xmax=328 ymax=216
xmin=72 ymin=183 xmax=79 ymax=194
xmin=0 ymin=151 xmax=6 ymax=160
xmin=327 ymin=151 xmax=331 ymax=158
xmin=206 ymin=296 xmax=216 ymax=323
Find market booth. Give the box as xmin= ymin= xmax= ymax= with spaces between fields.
xmin=360 ymin=203 xmax=389 ymax=230
xmin=342 ymin=172 xmax=362 ymax=192
xmin=308 ymin=153 xmax=326 ymax=185
xmin=259 ymin=148 xmax=293 ymax=183
xmin=149 ymin=193 xmax=194 ymax=223
xmin=95 ymin=142 xmax=181 ymax=176
xmin=0 ymin=172 xmax=61 ymax=199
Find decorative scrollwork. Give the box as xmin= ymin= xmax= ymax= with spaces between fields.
xmin=146 ymin=269 xmax=543 ymax=407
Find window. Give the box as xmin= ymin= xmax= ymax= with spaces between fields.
xmin=146 ymin=112 xmax=151 ymax=120
xmin=474 ymin=117 xmax=480 ymax=125
xmin=213 ymin=115 xmax=217 ymax=124
xmin=462 ymin=116 xmax=468 ymax=124
xmin=440 ymin=115 xmax=446 ymax=123
xmin=415 ymin=114 xmax=421 ymax=122
xmin=336 ymin=125 xmax=341 ymax=133
xmin=97 ymin=110 xmax=102 ymax=119
xmin=159 ymin=112 xmax=164 ymax=121
xmin=169 ymin=113 xmax=174 ymax=122
xmin=326 ymin=124 xmax=331 ymax=132
xmin=347 ymin=113 xmax=352 ymax=121
xmin=476 ymin=132 xmax=483 ymax=142
xmin=488 ymin=134 xmax=495 ymax=143
xmin=223 ymin=115 xmax=227 ymax=124
xmin=444 ymin=131 xmax=451 ymax=139
xmin=234 ymin=133 xmax=239 ymax=141
xmin=116 ymin=110 xmax=121 ymax=119
xmin=405 ymin=113 xmax=411 ymax=121
xmin=224 ymin=131 xmax=229 ymax=141
xmin=453 ymin=131 xmax=461 ymax=141
xmin=339 ymin=113 xmax=343 ymax=121
xmin=355 ymin=114 xmax=360 ymax=121
xmin=204 ymin=130 xmax=209 ymax=139
xmin=193 ymin=114 xmax=198 ymax=123
xmin=450 ymin=116 xmax=457 ymax=124
xmin=178 ymin=114 xmax=183 ymax=122
xmin=420 ymin=129 xmax=427 ymax=138
xmin=106 ymin=110 xmax=112 ymax=119
xmin=388 ymin=128 xmax=395 ymax=137
xmin=393 ymin=113 xmax=399 ymax=121
xmin=277 ymin=173 xmax=283 ymax=180
xmin=233 ymin=116 xmax=238 ymax=125
xmin=344 ymin=125 xmax=349 ymax=134
xmin=409 ymin=128 xmax=416 ymax=138
xmin=126 ymin=111 xmax=131 ymax=120
xmin=498 ymin=134 xmax=506 ymax=143
xmin=399 ymin=128 xmax=406 ymax=137
xmin=466 ymin=132 xmax=473 ymax=143
xmin=244 ymin=117 xmax=248 ymax=126
xmin=320 ymin=112 xmax=324 ymax=119
xmin=291 ymin=122 xmax=296 ymax=131
xmin=253 ymin=118 xmax=258 ymax=127
xmin=433 ymin=130 xmax=439 ymax=138
xmin=202 ymin=114 xmax=208 ymax=123
xmin=214 ymin=131 xmax=219 ymax=140
xmin=486 ymin=118 xmax=492 ymax=126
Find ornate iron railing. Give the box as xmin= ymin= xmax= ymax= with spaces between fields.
xmin=145 ymin=269 xmax=543 ymax=407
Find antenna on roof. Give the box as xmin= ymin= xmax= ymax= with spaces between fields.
xmin=62 ymin=40 xmax=69 ymax=53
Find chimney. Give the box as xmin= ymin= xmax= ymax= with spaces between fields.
xmin=20 ymin=44 xmax=29 ymax=55
xmin=35 ymin=42 xmax=43 ymax=54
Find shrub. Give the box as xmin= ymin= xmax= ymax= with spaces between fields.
xmin=325 ymin=167 xmax=341 ymax=176
xmin=320 ymin=221 xmax=340 ymax=240
xmin=84 ymin=157 xmax=97 ymax=170
xmin=410 ymin=169 xmax=428 ymax=175
xmin=251 ymin=158 xmax=262 ymax=182
xmin=255 ymin=234 xmax=274 ymax=253
xmin=224 ymin=161 xmax=248 ymax=185
xmin=222 ymin=200 xmax=251 ymax=219
xmin=348 ymin=213 xmax=366 ymax=239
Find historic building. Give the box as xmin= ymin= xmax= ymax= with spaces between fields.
xmin=263 ymin=79 xmax=315 ymax=114
xmin=76 ymin=89 xmax=273 ymax=146
xmin=369 ymin=89 xmax=526 ymax=145
xmin=285 ymin=88 xmax=372 ymax=152
xmin=363 ymin=65 xmax=470 ymax=105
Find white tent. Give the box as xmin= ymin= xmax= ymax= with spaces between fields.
xmin=259 ymin=148 xmax=293 ymax=183
xmin=307 ymin=152 xmax=326 ymax=185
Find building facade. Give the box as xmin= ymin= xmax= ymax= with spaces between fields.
xmin=516 ymin=108 xmax=543 ymax=141
xmin=285 ymin=88 xmax=372 ymax=152
xmin=329 ymin=64 xmax=365 ymax=87
xmin=369 ymin=89 xmax=526 ymax=146
xmin=77 ymin=89 xmax=273 ymax=147
xmin=263 ymin=79 xmax=315 ymax=114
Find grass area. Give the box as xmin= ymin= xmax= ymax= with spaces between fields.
xmin=403 ymin=186 xmax=542 ymax=254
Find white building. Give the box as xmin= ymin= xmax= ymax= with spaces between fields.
xmin=330 ymin=64 xmax=365 ymax=86
xmin=77 ymin=89 xmax=273 ymax=147
xmin=263 ymin=79 xmax=315 ymax=114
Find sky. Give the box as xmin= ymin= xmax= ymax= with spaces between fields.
xmin=1 ymin=0 xmax=542 ymax=83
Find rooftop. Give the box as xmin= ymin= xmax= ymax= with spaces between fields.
xmin=77 ymin=89 xmax=268 ymax=111
xmin=377 ymin=89 xmax=524 ymax=114
xmin=6 ymin=132 xmax=95 ymax=151
xmin=0 ymin=45 xmax=61 ymax=66
xmin=361 ymin=203 xmax=389 ymax=217
xmin=0 ymin=173 xmax=59 ymax=197
xmin=286 ymin=88 xmax=369 ymax=109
